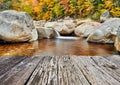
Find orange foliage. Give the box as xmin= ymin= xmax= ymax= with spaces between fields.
xmin=59 ymin=0 xmax=69 ymax=14
xmin=1 ymin=0 xmax=119 ymax=20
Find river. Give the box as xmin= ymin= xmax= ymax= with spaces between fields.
xmin=0 ymin=38 xmax=118 ymax=56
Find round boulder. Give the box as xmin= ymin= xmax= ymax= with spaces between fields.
xmin=87 ymin=18 xmax=120 ymax=43
xmin=54 ymin=20 xmax=76 ymax=35
xmin=0 ymin=10 xmax=37 ymax=42
xmin=74 ymin=21 xmax=101 ymax=37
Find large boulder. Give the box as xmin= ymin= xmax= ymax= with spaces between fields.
xmin=0 ymin=10 xmax=37 ymax=42
xmin=37 ymin=27 xmax=56 ymax=39
xmin=74 ymin=21 xmax=101 ymax=37
xmin=115 ymin=26 xmax=120 ymax=51
xmin=53 ymin=20 xmax=76 ymax=35
xmin=87 ymin=18 xmax=120 ymax=43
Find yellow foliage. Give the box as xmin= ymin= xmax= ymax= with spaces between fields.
xmin=42 ymin=12 xmax=50 ymax=20
xmin=44 ymin=0 xmax=51 ymax=3
xmin=0 ymin=0 xmax=3 ymax=3
xmin=33 ymin=7 xmax=41 ymax=13
xmin=48 ymin=2 xmax=54 ymax=8
xmin=12 ymin=1 xmax=21 ymax=11
xmin=110 ymin=7 xmax=120 ymax=17
xmin=100 ymin=9 xmax=107 ymax=13
xmin=2 ymin=0 xmax=119 ymax=20
xmin=104 ymin=1 xmax=113 ymax=9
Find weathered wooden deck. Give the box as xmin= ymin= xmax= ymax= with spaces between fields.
xmin=0 ymin=55 xmax=120 ymax=85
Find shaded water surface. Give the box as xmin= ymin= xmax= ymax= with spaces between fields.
xmin=0 ymin=39 xmax=118 ymax=56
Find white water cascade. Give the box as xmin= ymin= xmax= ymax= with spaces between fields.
xmin=55 ymin=30 xmax=80 ymax=40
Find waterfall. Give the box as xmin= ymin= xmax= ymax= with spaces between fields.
xmin=55 ymin=30 xmax=80 ymax=40
xmin=55 ymin=30 xmax=60 ymax=38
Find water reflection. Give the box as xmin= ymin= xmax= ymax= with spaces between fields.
xmin=0 ymin=41 xmax=38 ymax=56
xmin=0 ymin=39 xmax=118 ymax=56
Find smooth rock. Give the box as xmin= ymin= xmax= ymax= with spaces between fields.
xmin=54 ymin=20 xmax=76 ymax=35
xmin=87 ymin=18 xmax=120 ymax=43
xmin=37 ymin=27 xmax=56 ymax=39
xmin=0 ymin=10 xmax=35 ymax=42
xmin=74 ymin=21 xmax=101 ymax=37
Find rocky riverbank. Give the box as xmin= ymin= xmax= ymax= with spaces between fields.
xmin=0 ymin=10 xmax=120 ymax=52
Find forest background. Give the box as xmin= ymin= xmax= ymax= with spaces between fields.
xmin=0 ymin=0 xmax=120 ymax=20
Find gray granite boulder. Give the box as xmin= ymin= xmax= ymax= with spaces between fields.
xmin=0 ymin=10 xmax=37 ymax=42
xmin=74 ymin=21 xmax=100 ymax=37
xmin=87 ymin=18 xmax=120 ymax=43
xmin=53 ymin=20 xmax=76 ymax=35
xmin=37 ymin=27 xmax=56 ymax=39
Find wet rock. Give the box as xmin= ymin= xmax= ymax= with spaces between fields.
xmin=115 ymin=26 xmax=120 ymax=51
xmin=30 ymin=29 xmax=38 ymax=42
xmin=100 ymin=10 xmax=112 ymax=22
xmin=37 ymin=27 xmax=56 ymax=39
xmin=87 ymin=18 xmax=120 ymax=43
xmin=74 ymin=21 xmax=101 ymax=37
xmin=0 ymin=10 xmax=36 ymax=42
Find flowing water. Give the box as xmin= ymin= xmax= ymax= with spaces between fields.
xmin=0 ymin=38 xmax=118 ymax=56
xmin=55 ymin=30 xmax=81 ymax=40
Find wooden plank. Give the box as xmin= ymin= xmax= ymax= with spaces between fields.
xmin=37 ymin=56 xmax=53 ymax=85
xmin=0 ymin=57 xmax=26 ymax=76
xmin=0 ymin=56 xmax=41 ymax=85
xmin=27 ymin=56 xmax=59 ymax=85
xmin=68 ymin=57 xmax=91 ymax=85
xmin=58 ymin=56 xmax=70 ymax=85
xmin=26 ymin=56 xmax=51 ymax=85
xmin=26 ymin=56 xmax=90 ymax=85
xmin=72 ymin=56 xmax=120 ymax=85
xmin=91 ymin=56 xmax=120 ymax=82
xmin=0 ymin=57 xmax=10 ymax=63
xmin=104 ymin=55 xmax=120 ymax=67
xmin=0 ymin=56 xmax=120 ymax=85
xmin=57 ymin=56 xmax=90 ymax=85
xmin=46 ymin=56 xmax=58 ymax=85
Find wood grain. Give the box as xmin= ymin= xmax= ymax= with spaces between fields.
xmin=0 ymin=56 xmax=120 ymax=85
